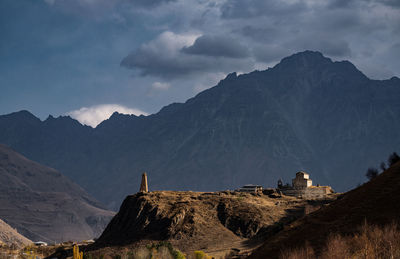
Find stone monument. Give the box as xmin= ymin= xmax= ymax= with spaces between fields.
xmin=139 ymin=172 xmax=148 ymax=192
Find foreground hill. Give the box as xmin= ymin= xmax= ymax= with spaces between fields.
xmin=93 ymin=190 xmax=336 ymax=258
xmin=0 ymin=218 xmax=31 ymax=248
xmin=249 ymin=161 xmax=400 ymax=258
xmin=0 ymin=144 xmax=115 ymax=243
xmin=0 ymin=51 xmax=399 ymax=208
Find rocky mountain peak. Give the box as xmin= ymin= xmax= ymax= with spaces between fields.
xmin=276 ymin=50 xmax=332 ymax=69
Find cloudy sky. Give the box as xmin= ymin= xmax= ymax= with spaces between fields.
xmin=1 ymin=0 xmax=399 ymax=126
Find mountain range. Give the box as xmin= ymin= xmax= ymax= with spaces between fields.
xmin=0 ymin=144 xmax=114 ymax=243
xmin=0 ymin=51 xmax=399 ymax=209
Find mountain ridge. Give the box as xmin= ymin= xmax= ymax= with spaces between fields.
xmin=0 ymin=144 xmax=114 ymax=242
xmin=0 ymin=51 xmax=399 ymax=209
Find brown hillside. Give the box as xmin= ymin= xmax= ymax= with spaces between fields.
xmin=0 ymin=144 xmax=115 ymax=243
xmin=0 ymin=218 xmax=31 ymax=248
xmin=95 ymin=190 xmax=336 ymax=257
xmin=249 ymin=161 xmax=400 ymax=259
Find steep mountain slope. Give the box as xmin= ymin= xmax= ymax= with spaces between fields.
xmin=0 ymin=218 xmax=31 ymax=248
xmin=0 ymin=144 xmax=114 ymax=243
xmin=0 ymin=51 xmax=399 ymax=208
xmin=249 ymin=161 xmax=400 ymax=258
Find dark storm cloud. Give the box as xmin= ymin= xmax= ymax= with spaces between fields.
xmin=127 ymin=0 xmax=177 ymax=7
xmin=181 ymin=35 xmax=250 ymax=58
xmin=328 ymin=0 xmax=400 ymax=9
xmin=220 ymin=0 xmax=307 ymax=19
xmin=328 ymin=0 xmax=361 ymax=9
xmin=118 ymin=0 xmax=400 ymax=81
xmin=380 ymin=0 xmax=400 ymax=8
xmin=120 ymin=32 xmax=252 ymax=79
xmin=252 ymin=45 xmax=290 ymax=63
xmin=295 ymin=39 xmax=352 ymax=58
xmin=121 ymin=51 xmax=251 ymax=78
xmin=44 ymin=0 xmax=177 ymax=18
xmin=235 ymin=26 xmax=280 ymax=43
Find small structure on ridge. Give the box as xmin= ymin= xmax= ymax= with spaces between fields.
xmin=292 ymin=171 xmax=312 ymax=189
xmin=278 ymin=171 xmax=333 ymax=199
xmin=237 ymin=184 xmax=263 ymax=193
xmin=139 ymin=172 xmax=148 ymax=192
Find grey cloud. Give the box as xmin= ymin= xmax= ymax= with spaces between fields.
xmin=181 ymin=35 xmax=250 ymax=58
xmin=220 ymin=0 xmax=307 ymax=19
xmin=121 ymin=52 xmax=252 ymax=79
xmin=379 ymin=0 xmax=400 ymax=8
xmin=121 ymin=0 xmax=399 ymax=82
xmin=327 ymin=0 xmax=400 ymax=9
xmin=121 ymin=33 xmax=253 ymax=79
xmin=328 ymin=0 xmax=363 ymax=9
xmin=127 ymin=0 xmax=177 ymax=7
xmin=234 ymin=26 xmax=280 ymax=43
xmin=44 ymin=0 xmax=176 ymax=17
xmin=252 ymin=45 xmax=291 ymax=63
xmin=303 ymin=40 xmax=352 ymax=58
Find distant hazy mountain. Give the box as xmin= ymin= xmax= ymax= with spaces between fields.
xmin=0 ymin=144 xmax=114 ymax=242
xmin=0 ymin=51 xmax=399 ymax=209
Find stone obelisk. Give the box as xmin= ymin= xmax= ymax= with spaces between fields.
xmin=139 ymin=172 xmax=148 ymax=192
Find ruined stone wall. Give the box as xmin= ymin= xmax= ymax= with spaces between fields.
xmin=281 ymin=186 xmax=333 ymax=199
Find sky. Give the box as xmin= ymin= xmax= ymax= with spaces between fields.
xmin=1 ymin=0 xmax=399 ymax=127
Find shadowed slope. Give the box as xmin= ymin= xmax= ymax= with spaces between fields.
xmin=0 ymin=144 xmax=115 ymax=243
xmin=249 ymin=161 xmax=400 ymax=259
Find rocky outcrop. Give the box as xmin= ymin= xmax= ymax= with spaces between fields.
xmin=0 ymin=218 xmax=31 ymax=248
xmin=96 ymin=191 xmax=335 ymax=254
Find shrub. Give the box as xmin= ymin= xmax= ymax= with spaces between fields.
xmin=380 ymin=162 xmax=387 ymax=172
xmin=388 ymin=152 xmax=400 ymax=167
xmin=280 ymin=222 xmax=400 ymax=259
xmin=145 ymin=242 xmax=185 ymax=259
xmin=365 ymin=167 xmax=378 ymax=181
xmin=194 ymin=250 xmax=212 ymax=259
xmin=279 ymin=242 xmax=315 ymax=259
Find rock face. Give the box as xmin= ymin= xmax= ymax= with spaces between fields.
xmin=96 ymin=191 xmax=334 ymax=254
xmin=249 ymin=161 xmax=400 ymax=258
xmin=0 ymin=144 xmax=115 ymax=243
xmin=0 ymin=218 xmax=31 ymax=248
xmin=0 ymin=51 xmax=399 ymax=209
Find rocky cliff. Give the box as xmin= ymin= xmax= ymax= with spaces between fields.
xmin=95 ymin=190 xmax=336 ymax=257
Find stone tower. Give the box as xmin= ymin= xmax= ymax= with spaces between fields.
xmin=139 ymin=172 xmax=148 ymax=192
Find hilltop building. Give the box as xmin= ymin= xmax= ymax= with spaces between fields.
xmin=278 ymin=171 xmax=333 ymax=199
xmin=237 ymin=184 xmax=263 ymax=193
xmin=292 ymin=171 xmax=312 ymax=189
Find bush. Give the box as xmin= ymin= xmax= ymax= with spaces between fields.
xmin=280 ymin=222 xmax=400 ymax=259
xmin=145 ymin=242 xmax=185 ymax=259
xmin=279 ymin=242 xmax=315 ymax=259
xmin=194 ymin=251 xmax=212 ymax=259
xmin=388 ymin=152 xmax=400 ymax=167
xmin=380 ymin=162 xmax=387 ymax=172
xmin=365 ymin=167 xmax=378 ymax=181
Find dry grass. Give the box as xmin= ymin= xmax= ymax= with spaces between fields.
xmin=280 ymin=242 xmax=315 ymax=259
xmin=280 ymin=222 xmax=400 ymax=259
